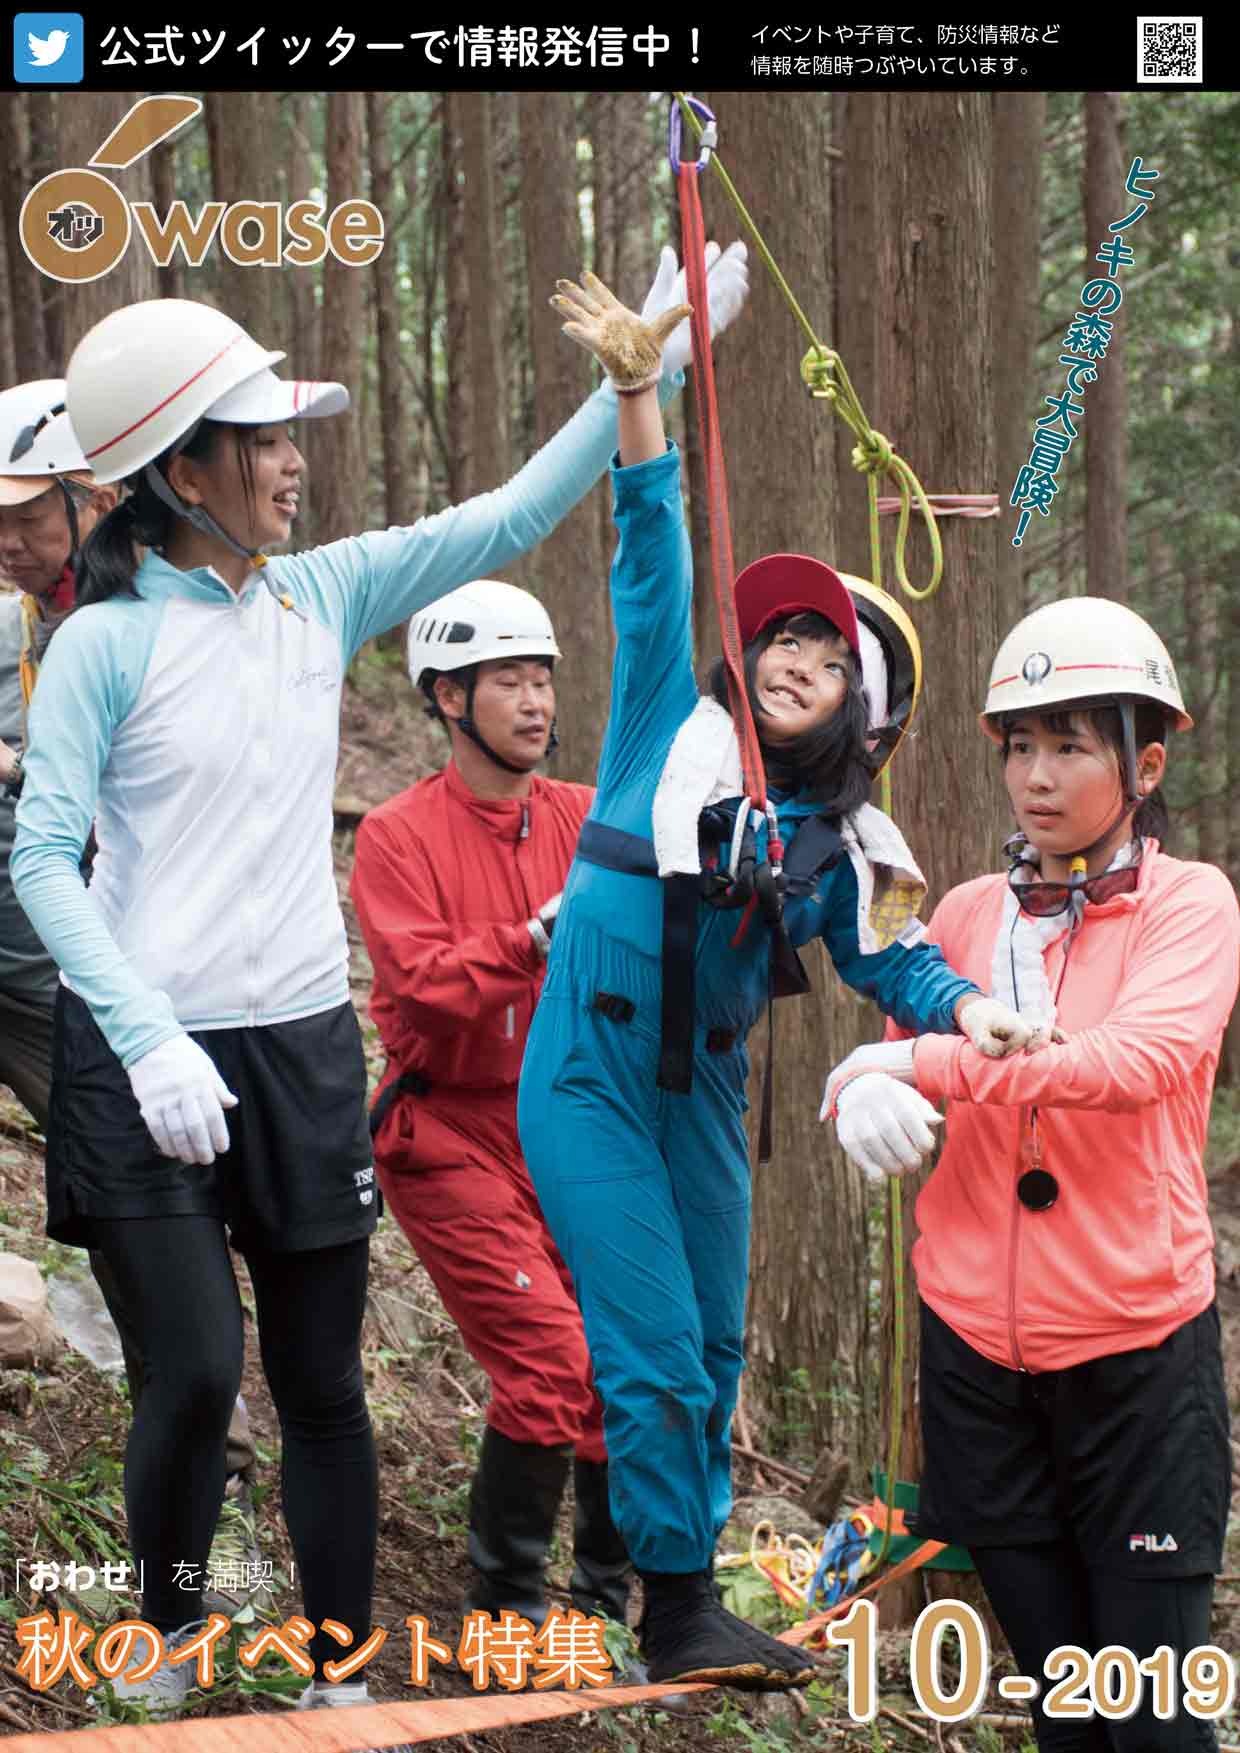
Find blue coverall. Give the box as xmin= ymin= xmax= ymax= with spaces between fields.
xmin=518 ymin=442 xmax=976 ymax=1574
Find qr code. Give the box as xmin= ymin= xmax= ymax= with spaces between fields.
xmin=1137 ymin=16 xmax=1203 ymax=82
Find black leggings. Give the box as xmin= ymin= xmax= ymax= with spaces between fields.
xmin=92 ymin=1217 xmax=376 ymax=1675
xmin=973 ymin=1543 xmax=1217 ymax=1753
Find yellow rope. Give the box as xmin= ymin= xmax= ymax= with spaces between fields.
xmin=673 ymin=93 xmax=944 ymax=604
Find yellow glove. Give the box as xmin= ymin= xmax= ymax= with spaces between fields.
xmin=551 ymin=270 xmax=692 ymax=393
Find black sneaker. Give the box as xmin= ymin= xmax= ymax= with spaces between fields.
xmin=637 ymin=1570 xmax=814 ymax=1692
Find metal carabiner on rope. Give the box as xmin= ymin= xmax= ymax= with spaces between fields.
xmin=667 ymin=94 xmax=717 ymax=174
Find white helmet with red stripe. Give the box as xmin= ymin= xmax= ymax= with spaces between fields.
xmin=981 ymin=597 xmax=1191 ymax=737
xmin=65 ymin=299 xmax=347 ymax=486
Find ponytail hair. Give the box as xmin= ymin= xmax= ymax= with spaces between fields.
xmin=74 ymin=420 xmax=252 ymax=608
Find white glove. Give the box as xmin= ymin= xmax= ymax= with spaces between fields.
xmin=955 ymin=994 xmax=1035 ymax=1058
xmin=834 ymin=1074 xmax=943 ymax=1182
xmin=819 ymin=1039 xmax=916 ymax=1121
xmin=527 ymin=892 xmax=563 ymax=959
xmin=641 ymin=240 xmax=750 ymax=379
xmin=127 ymin=1034 xmax=239 ymax=1165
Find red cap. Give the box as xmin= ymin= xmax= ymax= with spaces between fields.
xmin=734 ymin=553 xmax=861 ymax=656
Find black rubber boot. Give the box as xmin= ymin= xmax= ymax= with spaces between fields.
xmin=637 ymin=1569 xmax=815 ymax=1692
xmin=570 ymin=1459 xmax=634 ymax=1623
xmin=464 ymin=1428 xmax=571 ymax=1626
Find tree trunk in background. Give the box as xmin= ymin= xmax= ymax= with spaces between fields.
xmin=832 ymin=95 xmax=881 ymax=582
xmin=27 ymin=93 xmax=64 ymax=372
xmin=1084 ymin=93 xmax=1128 ymax=603
xmin=992 ymin=94 xmax=1047 ymax=612
xmin=148 ymin=118 xmax=185 ymax=302
xmin=460 ymin=93 xmax=508 ymax=493
xmin=205 ymin=94 xmax=275 ymax=349
xmin=284 ymin=96 xmax=319 ymax=377
xmin=367 ymin=93 xmax=416 ymax=531
xmin=0 ymin=145 xmax=16 ymax=387
xmin=694 ymin=94 xmax=873 ymax=1474
xmin=311 ymin=93 xmax=366 ymax=546
xmin=865 ymin=92 xmax=1007 ymax=1624
xmin=516 ymin=91 xmax=606 ymax=783
xmin=56 ymin=95 xmax=157 ymax=351
xmin=589 ymin=94 xmax=658 ymax=569
xmin=0 ymin=97 xmax=47 ymax=376
xmin=441 ymin=92 xmax=471 ymax=503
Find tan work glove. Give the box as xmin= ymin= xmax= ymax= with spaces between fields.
xmin=552 ymin=271 xmax=692 ymax=394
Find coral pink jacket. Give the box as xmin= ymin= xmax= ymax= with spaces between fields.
xmin=893 ymin=847 xmax=1240 ymax=1372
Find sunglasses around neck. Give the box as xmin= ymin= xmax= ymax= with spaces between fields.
xmin=1008 ymin=857 xmax=1141 ymax=918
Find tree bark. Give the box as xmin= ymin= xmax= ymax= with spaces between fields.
xmin=515 ymin=91 xmax=605 ymax=783
xmin=148 ymin=114 xmax=185 ymax=303
xmin=0 ymin=97 xmax=47 ymax=376
xmin=459 ymin=93 xmax=508 ymax=494
xmin=204 ymin=93 xmax=275 ymax=349
xmin=441 ymin=92 xmax=471 ymax=504
xmin=56 ymin=94 xmax=157 ymax=352
xmin=862 ymin=92 xmax=1008 ymax=1624
xmin=310 ymin=93 xmax=367 ymax=547
xmin=1084 ymin=93 xmax=1128 ymax=602
xmin=367 ymin=92 xmax=416 ymax=531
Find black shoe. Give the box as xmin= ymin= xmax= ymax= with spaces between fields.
xmin=463 ymin=1429 xmax=571 ymax=1627
xmin=637 ymin=1570 xmax=815 ymax=1692
xmin=570 ymin=1459 xmax=634 ymax=1625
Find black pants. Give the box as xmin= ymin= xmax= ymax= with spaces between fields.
xmin=91 ymin=1216 xmax=376 ymax=1675
xmin=974 ymin=1544 xmax=1216 ymax=1753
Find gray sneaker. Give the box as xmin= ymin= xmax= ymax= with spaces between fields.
xmin=91 ymin=1620 xmax=202 ymax=1719
xmin=204 ymin=1479 xmax=273 ymax=1618
xmin=297 ymin=1680 xmax=415 ymax=1752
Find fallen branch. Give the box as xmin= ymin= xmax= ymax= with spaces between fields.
xmin=0 ymin=1696 xmax=33 ymax=1732
xmin=731 ymin=1443 xmax=811 ymax=1486
xmin=2 ymin=1669 xmax=94 ymax=1722
xmin=880 ymin=1703 xmax=935 ymax=1743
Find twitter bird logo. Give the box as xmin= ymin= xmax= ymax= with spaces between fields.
xmin=14 ymin=13 xmax=83 ymax=82
xmin=29 ymin=28 xmax=70 ymax=65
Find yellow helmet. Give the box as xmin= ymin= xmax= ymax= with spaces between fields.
xmin=840 ymin=575 xmax=922 ymax=776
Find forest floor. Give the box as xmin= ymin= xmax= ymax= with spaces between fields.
xmin=3 ymin=651 xmax=1240 ymax=1752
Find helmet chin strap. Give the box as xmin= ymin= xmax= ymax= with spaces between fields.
xmin=57 ymin=482 xmax=81 ymax=566
xmin=1012 ymin=703 xmax=1144 ymax=869
xmin=142 ymin=459 xmax=267 ymax=568
xmin=1065 ymin=701 xmax=1143 ymax=860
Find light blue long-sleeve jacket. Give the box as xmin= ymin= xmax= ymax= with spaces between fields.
xmin=13 ymin=377 xmax=678 ymax=1067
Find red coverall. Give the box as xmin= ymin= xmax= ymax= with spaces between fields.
xmin=350 ymin=758 xmax=603 ymax=1458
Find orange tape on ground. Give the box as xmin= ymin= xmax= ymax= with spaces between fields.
xmin=0 ymin=1679 xmax=711 ymax=1751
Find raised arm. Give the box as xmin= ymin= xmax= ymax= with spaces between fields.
xmin=278 ymin=244 xmax=747 ymax=659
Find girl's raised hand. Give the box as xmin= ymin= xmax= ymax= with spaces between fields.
xmin=552 ymin=271 xmax=691 ymax=394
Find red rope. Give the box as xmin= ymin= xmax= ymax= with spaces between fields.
xmin=677 ymin=164 xmax=767 ymax=819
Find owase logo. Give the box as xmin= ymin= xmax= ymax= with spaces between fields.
xmin=21 ymin=96 xmax=384 ymax=285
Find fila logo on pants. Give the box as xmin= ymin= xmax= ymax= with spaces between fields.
xmin=1129 ymin=1533 xmax=1180 ymax=1553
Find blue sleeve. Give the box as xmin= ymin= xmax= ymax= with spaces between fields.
xmin=595 ymin=441 xmax=700 ymax=796
xmin=272 ymin=374 xmax=684 ymax=659
xmin=817 ymin=856 xmax=977 ymax=1035
xmin=11 ymin=608 xmax=182 ymax=1064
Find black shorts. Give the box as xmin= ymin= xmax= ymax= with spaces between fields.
xmin=46 ymin=988 xmax=379 ymax=1255
xmin=913 ymin=1299 xmax=1230 ymax=1578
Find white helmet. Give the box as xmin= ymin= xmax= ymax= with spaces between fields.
xmin=407 ymin=580 xmax=561 ymax=693
xmin=65 ymin=299 xmax=347 ymax=486
xmin=0 ymin=380 xmax=92 ymax=506
xmin=981 ymin=597 xmax=1192 ymax=738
